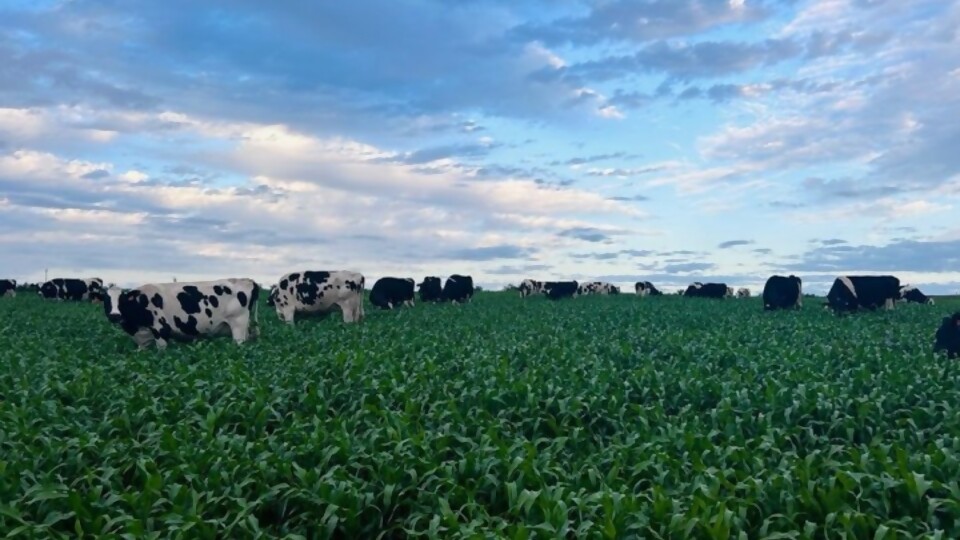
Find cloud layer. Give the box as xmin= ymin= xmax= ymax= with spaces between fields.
xmin=1 ymin=0 xmax=958 ymax=293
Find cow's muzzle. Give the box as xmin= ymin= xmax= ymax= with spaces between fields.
xmin=107 ymin=314 xmax=123 ymax=324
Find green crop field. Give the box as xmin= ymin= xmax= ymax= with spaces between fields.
xmin=2 ymin=292 xmax=960 ymax=539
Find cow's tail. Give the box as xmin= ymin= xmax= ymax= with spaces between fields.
xmin=249 ymin=280 xmax=261 ymax=335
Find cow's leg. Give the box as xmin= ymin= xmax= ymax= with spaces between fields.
xmin=229 ymin=313 xmax=251 ymax=344
xmin=133 ymin=328 xmax=155 ymax=351
xmin=884 ymin=297 xmax=894 ymax=310
xmin=278 ymin=305 xmax=296 ymax=325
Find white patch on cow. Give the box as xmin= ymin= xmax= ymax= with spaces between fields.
xmin=795 ymin=278 xmax=803 ymax=308
xmin=884 ymin=297 xmax=894 ymax=310
xmin=736 ymin=288 xmax=750 ymax=298
xmin=838 ymin=276 xmax=858 ymax=299
xmin=106 ymin=286 xmax=123 ymax=316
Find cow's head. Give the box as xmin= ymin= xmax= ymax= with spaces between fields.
xmin=102 ymin=286 xmax=126 ymax=323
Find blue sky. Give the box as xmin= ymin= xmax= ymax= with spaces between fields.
xmin=1 ymin=0 xmax=959 ymax=294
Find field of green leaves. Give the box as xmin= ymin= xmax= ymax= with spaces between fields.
xmin=2 ymin=292 xmax=960 ymax=538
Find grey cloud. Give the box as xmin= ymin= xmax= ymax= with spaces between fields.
xmin=753 ymin=248 xmax=773 ymax=255
xmin=662 ymin=262 xmax=715 ymax=273
xmin=81 ymin=169 xmax=110 ymax=179
xmin=571 ymin=248 xmax=654 ymax=261
xmin=550 ymin=38 xmax=802 ymax=84
xmin=514 ymin=0 xmax=773 ymax=46
xmin=819 ymin=238 xmax=848 ymax=246
xmin=608 ymin=195 xmax=651 ymax=202
xmin=782 ymin=239 xmax=960 ymax=273
xmin=550 ymin=152 xmax=636 ymax=166
xmin=558 ymin=227 xmax=619 ymax=243
xmin=443 ymin=244 xmax=536 ymax=261
xmin=486 ymin=264 xmax=552 ymax=275
xmin=718 ymin=239 xmax=754 ymax=249
xmin=380 ymin=142 xmax=500 ymax=165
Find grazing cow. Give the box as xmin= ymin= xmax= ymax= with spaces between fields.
xmin=39 ymin=277 xmax=104 ymax=302
xmin=934 ymin=313 xmax=960 ymax=359
xmin=762 ymin=275 xmax=803 ymax=310
xmin=272 ymin=271 xmax=365 ymax=324
xmin=736 ymin=288 xmax=751 ymax=298
xmin=0 ymin=279 xmax=15 ymax=298
xmin=578 ymin=281 xmax=620 ymax=295
xmin=519 ymin=279 xmax=544 ymax=298
xmin=899 ymin=285 xmax=934 ymax=305
xmin=102 ymin=278 xmax=260 ymax=350
xmin=826 ymin=275 xmax=901 ymax=312
xmin=543 ymin=281 xmax=579 ymax=300
xmin=684 ymin=282 xmax=731 ymax=299
xmin=267 ymin=284 xmax=279 ymax=307
xmin=635 ymin=281 xmax=662 ymax=296
xmin=418 ymin=277 xmax=443 ymax=302
xmin=442 ymin=274 xmax=474 ymax=303
xmin=370 ymin=277 xmax=416 ymax=309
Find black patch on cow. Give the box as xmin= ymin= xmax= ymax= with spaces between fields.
xmin=118 ymin=291 xmax=154 ymax=336
xmin=157 ymin=316 xmax=173 ymax=341
xmin=208 ymin=295 xmax=219 ymax=308
xmin=213 ymin=285 xmax=224 ymax=295
xmin=151 ymin=293 xmax=164 ymax=309
xmin=249 ymin=282 xmax=260 ymax=307
xmin=205 ymin=308 xmax=213 ymax=317
xmin=237 ymin=291 xmax=248 ymax=307
xmin=177 ymin=286 xmax=205 ymax=314
xmin=288 ymin=273 xmax=300 ymax=282
xmin=222 ymin=286 xmax=232 ymax=295
xmin=174 ymin=315 xmax=200 ymax=336
xmin=279 ymin=279 xmax=288 ymax=290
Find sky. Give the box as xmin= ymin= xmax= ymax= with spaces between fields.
xmin=1 ymin=0 xmax=959 ymax=294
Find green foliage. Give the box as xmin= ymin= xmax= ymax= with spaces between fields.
xmin=1 ymin=292 xmax=959 ymax=538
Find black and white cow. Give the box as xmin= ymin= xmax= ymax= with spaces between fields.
xmin=934 ymin=312 xmax=960 ymax=359
xmin=39 ymin=278 xmax=104 ymax=302
xmin=762 ymin=275 xmax=803 ymax=310
xmin=370 ymin=277 xmax=415 ymax=309
xmin=543 ymin=281 xmax=579 ymax=300
xmin=634 ymin=281 xmax=662 ymax=296
xmin=899 ymin=285 xmax=934 ymax=305
xmin=442 ymin=274 xmax=474 ymax=303
xmin=0 ymin=279 xmax=15 ymax=298
xmin=826 ymin=275 xmax=901 ymax=313
xmin=578 ymin=281 xmax=619 ymax=295
xmin=102 ymin=278 xmax=260 ymax=350
xmin=683 ymin=282 xmax=731 ymax=299
xmin=418 ymin=277 xmax=443 ymax=302
xmin=272 ymin=271 xmax=365 ymax=324
xmin=736 ymin=288 xmax=751 ymax=298
xmin=519 ymin=279 xmax=544 ymax=298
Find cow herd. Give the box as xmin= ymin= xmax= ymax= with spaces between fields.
xmin=0 ymin=272 xmax=957 ymax=358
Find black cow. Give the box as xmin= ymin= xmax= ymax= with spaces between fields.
xmin=683 ymin=282 xmax=731 ymax=299
xmin=102 ymin=278 xmax=260 ymax=350
xmin=762 ymin=275 xmax=803 ymax=310
xmin=442 ymin=274 xmax=474 ymax=303
xmin=826 ymin=275 xmax=900 ymax=313
xmin=418 ymin=277 xmax=443 ymax=302
xmin=899 ymin=285 xmax=934 ymax=305
xmin=543 ymin=281 xmax=578 ymax=300
xmin=370 ymin=277 xmax=416 ymax=309
xmin=934 ymin=313 xmax=960 ymax=359
xmin=39 ymin=278 xmax=104 ymax=302
xmin=634 ymin=281 xmax=662 ymax=296
xmin=0 ymin=279 xmax=15 ymax=298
